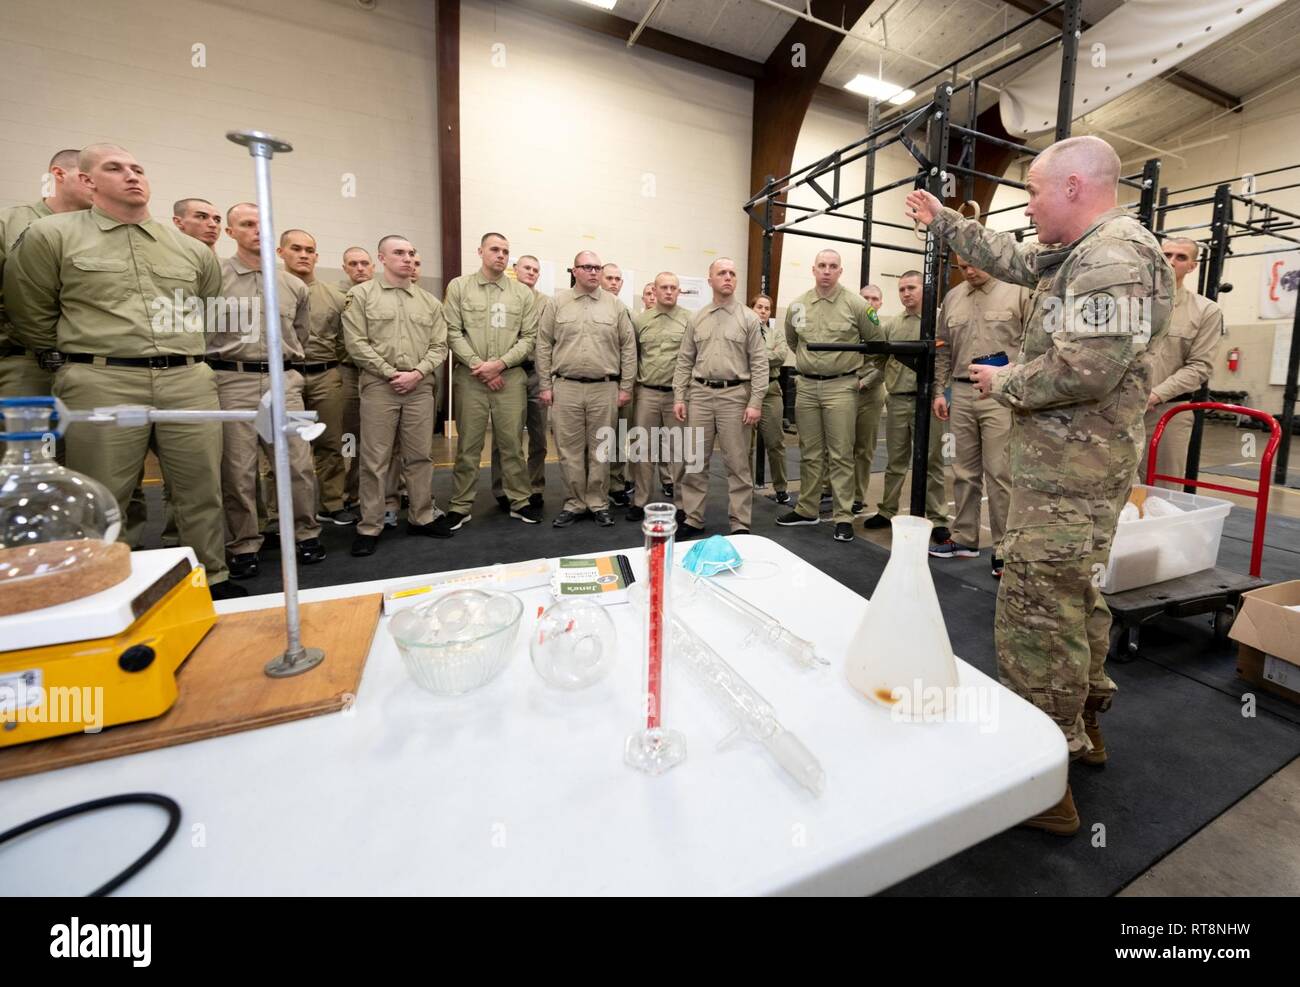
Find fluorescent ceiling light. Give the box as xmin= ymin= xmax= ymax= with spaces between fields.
xmin=572 ymin=0 xmax=618 ymax=9
xmin=844 ymin=74 xmax=916 ymax=105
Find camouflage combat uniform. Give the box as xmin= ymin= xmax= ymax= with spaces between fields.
xmin=929 ymin=206 xmax=1173 ymax=757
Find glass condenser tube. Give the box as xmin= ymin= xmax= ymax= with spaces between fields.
xmin=670 ymin=613 xmax=825 ymax=797
xmin=681 ymin=571 xmax=828 ymax=668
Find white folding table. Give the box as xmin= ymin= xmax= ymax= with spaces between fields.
xmin=3 ymin=535 xmax=1066 ymax=896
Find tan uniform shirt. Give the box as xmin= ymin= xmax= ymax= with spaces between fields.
xmin=536 ymin=286 xmax=636 ymax=392
xmin=759 ymin=316 xmax=788 ymax=377
xmin=934 ymin=277 xmax=1032 ymax=386
xmin=634 ymin=304 xmax=690 ymax=387
xmin=444 ymin=270 xmax=537 ymax=370
xmin=784 ymin=285 xmax=885 ymax=386
xmin=673 ymin=298 xmax=767 ymax=411
xmin=883 ymin=312 xmax=923 ymax=394
xmin=210 ymin=257 xmax=309 ymax=362
xmin=342 ymin=276 xmax=448 ymax=379
xmin=1146 ymin=286 xmax=1224 ymax=403
xmin=0 ymin=200 xmax=52 ymax=351
xmin=4 ymin=205 xmax=222 ymax=356
xmin=303 ymin=279 xmax=347 ymax=363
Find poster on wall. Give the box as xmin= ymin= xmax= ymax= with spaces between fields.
xmin=675 ymin=275 xmax=710 ymax=311
xmin=1258 ymin=250 xmax=1299 ymax=320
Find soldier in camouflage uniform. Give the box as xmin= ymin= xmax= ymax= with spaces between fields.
xmin=907 ymin=135 xmax=1173 ymax=835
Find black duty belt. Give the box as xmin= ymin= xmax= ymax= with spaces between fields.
xmin=209 ymin=358 xmax=296 ymax=373
xmin=800 ymin=372 xmax=854 ymax=381
xmin=296 ymin=360 xmax=340 ymax=374
xmin=0 ymin=344 xmax=33 ymax=360
xmin=556 ymin=374 xmax=618 ymax=384
xmin=694 ymin=377 xmax=744 ymax=389
xmin=891 ymin=391 xmax=917 ymax=397
xmin=64 ymin=353 xmax=203 ymax=370
xmin=637 ymin=383 xmax=673 ymax=392
xmin=954 ymin=377 xmax=973 ymax=383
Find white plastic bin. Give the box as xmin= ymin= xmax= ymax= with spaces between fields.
xmin=1103 ymin=485 xmax=1233 ymax=594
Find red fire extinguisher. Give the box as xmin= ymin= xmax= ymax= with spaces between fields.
xmin=1227 ymin=347 xmax=1240 ymax=372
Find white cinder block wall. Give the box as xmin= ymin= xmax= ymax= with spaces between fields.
xmin=0 ymin=0 xmax=440 ymax=288
xmin=458 ymin=0 xmax=753 ymax=305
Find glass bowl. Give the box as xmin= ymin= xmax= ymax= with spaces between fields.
xmin=388 ymin=588 xmax=523 ymax=695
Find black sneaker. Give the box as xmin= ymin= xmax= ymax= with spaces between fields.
xmin=833 ymin=522 xmax=854 ymax=542
xmin=861 ymin=513 xmax=891 ymax=529
xmin=991 ymin=557 xmax=1004 ymax=579
xmin=850 ymin=500 xmax=866 ymax=516
xmin=594 ymin=509 xmax=615 ymax=527
xmin=626 ymin=505 xmax=645 ymax=522
xmin=495 ymin=495 xmax=511 ymax=514
xmin=661 ymin=482 xmax=674 ymax=498
xmin=678 ymin=523 xmax=705 ymax=540
xmin=383 ymin=510 xmax=399 ymax=529
xmin=444 ymin=511 xmax=471 ymax=531
xmin=931 ymin=525 xmax=952 ymax=543
xmin=675 ymin=508 xmax=687 ymax=525
xmin=210 ymin=580 xmax=249 ymax=600
xmin=731 ymin=528 xmax=751 ymax=536
xmin=408 ymin=517 xmax=454 ymax=538
xmin=318 ymin=507 xmax=358 ymax=525
xmin=511 ymin=503 xmax=543 ymax=524
xmin=609 ymin=489 xmax=630 ymax=508
xmin=775 ymin=510 xmax=819 ymax=526
xmin=553 ymin=510 xmax=581 ymax=528
xmin=296 ymin=538 xmax=326 ymax=564
xmin=774 ymin=490 xmax=791 ymax=505
xmin=529 ymin=493 xmax=544 ymax=509
xmin=350 ymin=534 xmax=378 ymax=557
xmin=229 ymin=553 xmax=260 ymax=579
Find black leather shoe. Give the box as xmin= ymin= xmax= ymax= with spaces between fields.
xmin=594 ymin=509 xmax=615 ymax=527
xmin=931 ymin=525 xmax=952 ymax=543
xmin=553 ymin=510 xmax=581 ymax=528
xmin=495 ymin=495 xmax=511 ymax=514
xmin=296 ymin=538 xmax=326 ymax=565
xmin=861 ymin=513 xmax=891 ymax=529
xmin=408 ymin=517 xmax=454 ymax=538
xmin=731 ymin=528 xmax=750 ymax=536
xmin=678 ymin=523 xmax=705 ymax=540
xmin=626 ymin=506 xmax=645 ymax=522
xmin=350 ymin=534 xmax=378 ymax=557
xmin=661 ymin=482 xmax=674 ymax=498
xmin=210 ymin=581 xmax=249 ymax=600
xmin=229 ymin=553 xmax=260 ymax=579
xmin=609 ymin=490 xmax=630 ymax=508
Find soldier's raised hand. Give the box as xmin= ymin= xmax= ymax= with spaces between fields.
xmin=905 ymin=189 xmax=942 ymax=226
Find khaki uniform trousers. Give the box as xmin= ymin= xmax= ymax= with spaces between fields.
xmin=215 ymin=368 xmax=320 ymax=555
xmin=0 ymin=352 xmax=50 ymax=399
xmin=357 ymin=370 xmax=436 ymax=536
xmin=878 ymin=393 xmax=948 ymax=524
xmin=1142 ymin=402 xmax=1192 ymax=490
xmin=53 ymin=360 xmax=229 ymax=584
xmin=491 ymin=366 xmax=547 ymax=499
xmin=339 ymin=363 xmax=361 ymax=506
xmin=793 ymin=374 xmax=858 ymax=525
xmin=630 ymin=385 xmax=684 ymax=509
xmin=609 ymin=395 xmax=633 ymax=491
xmin=854 ymin=381 xmax=886 ymax=504
xmin=451 ymin=364 xmax=529 ymax=514
xmin=755 ymin=378 xmax=787 ymax=492
xmin=551 ymin=378 xmax=617 ymax=514
xmin=949 ymin=381 xmax=1013 ymax=549
xmin=681 ymin=382 xmax=754 ymax=532
xmin=301 ymin=365 xmax=346 ymax=513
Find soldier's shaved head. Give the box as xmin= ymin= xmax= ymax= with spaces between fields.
xmin=44 ymin=148 xmax=92 ymax=211
xmin=76 ymin=143 xmax=148 ymax=218
xmin=707 ymin=256 xmax=736 ymax=276
xmin=1161 ymin=236 xmax=1200 ymax=285
xmin=1035 ymin=136 xmax=1121 ymax=190
xmin=814 ymin=248 xmax=842 ymax=265
xmin=49 ymin=149 xmax=80 ymax=171
xmin=279 ymin=228 xmax=315 ymax=247
xmin=78 ymin=143 xmax=131 ymax=173
xmin=174 ymin=197 xmax=214 ymax=218
xmin=1025 ymin=135 xmax=1121 ymax=244
xmin=1162 ymin=236 xmax=1199 ymax=256
xmin=226 ymin=202 xmax=257 ymax=225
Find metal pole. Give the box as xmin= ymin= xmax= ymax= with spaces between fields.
xmin=227 ymin=129 xmax=325 ymax=679
xmin=1276 ymin=292 xmax=1299 ymax=484
xmin=1055 ymin=0 xmax=1082 ymax=141
xmin=1183 ymin=183 xmax=1232 ymax=493
xmin=1137 ymin=158 xmax=1161 ymax=232
xmin=860 ymin=101 xmax=878 ymax=287
xmin=755 ymin=176 xmax=776 ymax=489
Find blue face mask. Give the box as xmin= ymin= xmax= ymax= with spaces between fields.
xmin=680 ymin=535 xmax=742 ymax=576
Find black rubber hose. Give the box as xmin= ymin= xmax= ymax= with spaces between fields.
xmin=0 ymin=792 xmax=181 ymax=896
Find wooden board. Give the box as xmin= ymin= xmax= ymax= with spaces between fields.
xmin=0 ymin=593 xmax=381 ymax=780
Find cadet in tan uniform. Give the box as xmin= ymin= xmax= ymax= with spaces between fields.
xmin=1143 ymin=237 xmax=1225 ymax=487
xmin=172 ymin=198 xmax=222 ymax=249
xmin=853 ymin=283 xmax=887 ymax=512
xmin=3 ymin=143 xmax=243 ymax=597
xmin=444 ymin=232 xmax=540 ymax=528
xmin=344 ymin=235 xmax=452 ymax=555
xmin=749 ymin=293 xmax=790 ymax=505
xmin=602 ymin=262 xmax=634 ymax=506
xmin=776 ymin=251 xmax=886 ymax=543
xmin=641 ymin=282 xmax=655 ymax=313
xmin=863 ymin=271 xmax=950 ymax=538
xmin=673 ymin=258 xmax=767 ymax=536
xmin=931 ymin=257 xmax=1030 ymax=572
xmin=212 ymin=204 xmax=323 ymax=576
xmin=490 ymin=254 xmax=550 ymax=511
xmin=0 ymin=149 xmax=93 ymax=399
xmin=338 ymin=246 xmax=373 ymax=510
xmin=627 ymin=272 xmax=690 ymax=522
xmin=537 ymin=251 xmax=636 ymax=527
xmin=278 ymin=228 xmax=354 ymax=526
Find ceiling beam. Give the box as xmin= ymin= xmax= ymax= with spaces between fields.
xmin=1000 ymin=0 xmax=1242 ymax=111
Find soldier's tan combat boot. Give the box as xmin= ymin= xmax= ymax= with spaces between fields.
xmin=1082 ymin=696 xmax=1108 ymax=766
xmin=1020 ymin=786 xmax=1080 ymax=836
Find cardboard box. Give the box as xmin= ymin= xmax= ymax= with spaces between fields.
xmin=1230 ymin=580 xmax=1300 ymax=705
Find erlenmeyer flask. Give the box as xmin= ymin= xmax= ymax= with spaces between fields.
xmin=845 ymin=516 xmax=958 ymax=717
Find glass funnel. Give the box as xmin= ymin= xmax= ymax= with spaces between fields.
xmin=845 ymin=515 xmax=959 ymax=717
xmin=0 ymin=398 xmax=126 ymax=616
